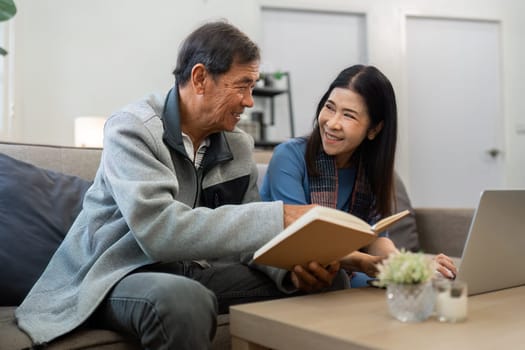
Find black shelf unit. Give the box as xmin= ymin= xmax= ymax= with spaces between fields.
xmin=252 ymin=72 xmax=295 ymax=144
xmin=252 ymin=86 xmax=286 ymax=97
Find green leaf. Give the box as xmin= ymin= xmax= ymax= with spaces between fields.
xmin=0 ymin=0 xmax=16 ymax=22
xmin=273 ymin=71 xmax=284 ymax=80
xmin=0 ymin=46 xmax=7 ymax=56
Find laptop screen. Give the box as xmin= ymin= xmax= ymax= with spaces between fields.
xmin=456 ymin=190 xmax=525 ymax=295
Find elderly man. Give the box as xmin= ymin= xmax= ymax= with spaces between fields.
xmin=16 ymin=21 xmax=346 ymax=349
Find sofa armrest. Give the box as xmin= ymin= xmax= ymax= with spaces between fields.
xmin=415 ymin=208 xmax=474 ymax=258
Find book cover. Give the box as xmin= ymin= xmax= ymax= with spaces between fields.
xmin=253 ymin=206 xmax=410 ymax=270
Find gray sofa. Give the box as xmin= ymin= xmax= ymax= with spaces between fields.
xmin=0 ymin=141 xmax=474 ymax=350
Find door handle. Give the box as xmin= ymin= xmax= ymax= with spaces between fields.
xmin=486 ymin=148 xmax=501 ymax=158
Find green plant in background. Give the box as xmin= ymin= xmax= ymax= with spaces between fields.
xmin=259 ymin=70 xmax=284 ymax=87
xmin=375 ymin=250 xmax=434 ymax=287
xmin=271 ymin=70 xmax=284 ymax=80
xmin=0 ymin=0 xmax=16 ymax=56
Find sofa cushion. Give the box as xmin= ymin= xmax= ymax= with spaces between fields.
xmin=0 ymin=306 xmax=141 ymax=350
xmin=0 ymin=306 xmax=227 ymax=350
xmin=0 ymin=153 xmax=92 ymax=306
xmin=388 ymin=173 xmax=420 ymax=252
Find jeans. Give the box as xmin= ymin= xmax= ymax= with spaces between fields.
xmin=350 ymin=271 xmax=375 ymax=288
xmin=91 ymin=256 xmax=349 ymax=349
xmin=91 ymin=272 xmax=217 ymax=350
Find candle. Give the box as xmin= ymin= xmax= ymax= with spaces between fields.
xmin=434 ymin=279 xmax=468 ymax=322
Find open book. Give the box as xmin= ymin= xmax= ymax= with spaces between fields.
xmin=253 ymin=206 xmax=410 ymax=270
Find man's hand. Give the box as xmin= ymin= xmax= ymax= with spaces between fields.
xmin=283 ymin=204 xmax=316 ymax=228
xmin=290 ymin=261 xmax=341 ymax=292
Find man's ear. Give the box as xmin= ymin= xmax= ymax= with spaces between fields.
xmin=368 ymin=121 xmax=384 ymax=140
xmin=191 ymin=64 xmax=207 ymax=95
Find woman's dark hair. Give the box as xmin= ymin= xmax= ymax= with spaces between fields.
xmin=173 ymin=21 xmax=260 ymax=86
xmin=305 ymin=65 xmax=398 ymax=217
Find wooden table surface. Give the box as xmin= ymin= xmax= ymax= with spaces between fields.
xmin=230 ymin=285 xmax=525 ymax=350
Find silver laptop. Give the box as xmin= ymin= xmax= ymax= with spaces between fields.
xmin=456 ymin=189 xmax=525 ymax=295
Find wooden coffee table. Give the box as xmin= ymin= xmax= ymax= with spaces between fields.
xmin=230 ymin=285 xmax=525 ymax=350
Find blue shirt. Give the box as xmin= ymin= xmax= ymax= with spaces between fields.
xmin=260 ymin=138 xmax=357 ymax=211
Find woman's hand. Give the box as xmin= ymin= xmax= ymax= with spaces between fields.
xmin=290 ymin=261 xmax=341 ymax=292
xmin=340 ymin=251 xmax=386 ymax=277
xmin=356 ymin=254 xmax=385 ymax=277
xmin=434 ymin=253 xmax=457 ymax=279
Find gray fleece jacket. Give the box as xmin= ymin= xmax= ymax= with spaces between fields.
xmin=16 ymin=88 xmax=285 ymax=344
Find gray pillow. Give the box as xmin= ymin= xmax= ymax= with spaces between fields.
xmin=0 ymin=153 xmax=92 ymax=305
xmin=388 ymin=173 xmax=420 ymax=252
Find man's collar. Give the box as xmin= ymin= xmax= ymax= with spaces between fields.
xmin=162 ymin=84 xmax=234 ymax=166
xmin=162 ymin=85 xmax=186 ymax=156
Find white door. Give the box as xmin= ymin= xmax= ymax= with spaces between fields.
xmin=406 ymin=17 xmax=504 ymax=208
xmin=259 ymin=8 xmax=367 ymax=141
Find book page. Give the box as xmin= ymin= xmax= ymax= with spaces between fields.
xmin=371 ymin=209 xmax=411 ymax=233
xmin=310 ymin=206 xmax=370 ymax=231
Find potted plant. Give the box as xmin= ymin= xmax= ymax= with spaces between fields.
xmin=0 ymin=0 xmax=17 ymax=56
xmin=374 ymin=249 xmax=436 ymax=322
xmin=259 ymin=70 xmax=284 ymax=88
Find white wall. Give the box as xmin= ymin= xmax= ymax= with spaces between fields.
xmin=9 ymin=0 xmax=261 ymax=144
xmin=259 ymin=8 xmax=367 ymax=141
xmin=5 ymin=0 xmax=525 ymax=194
